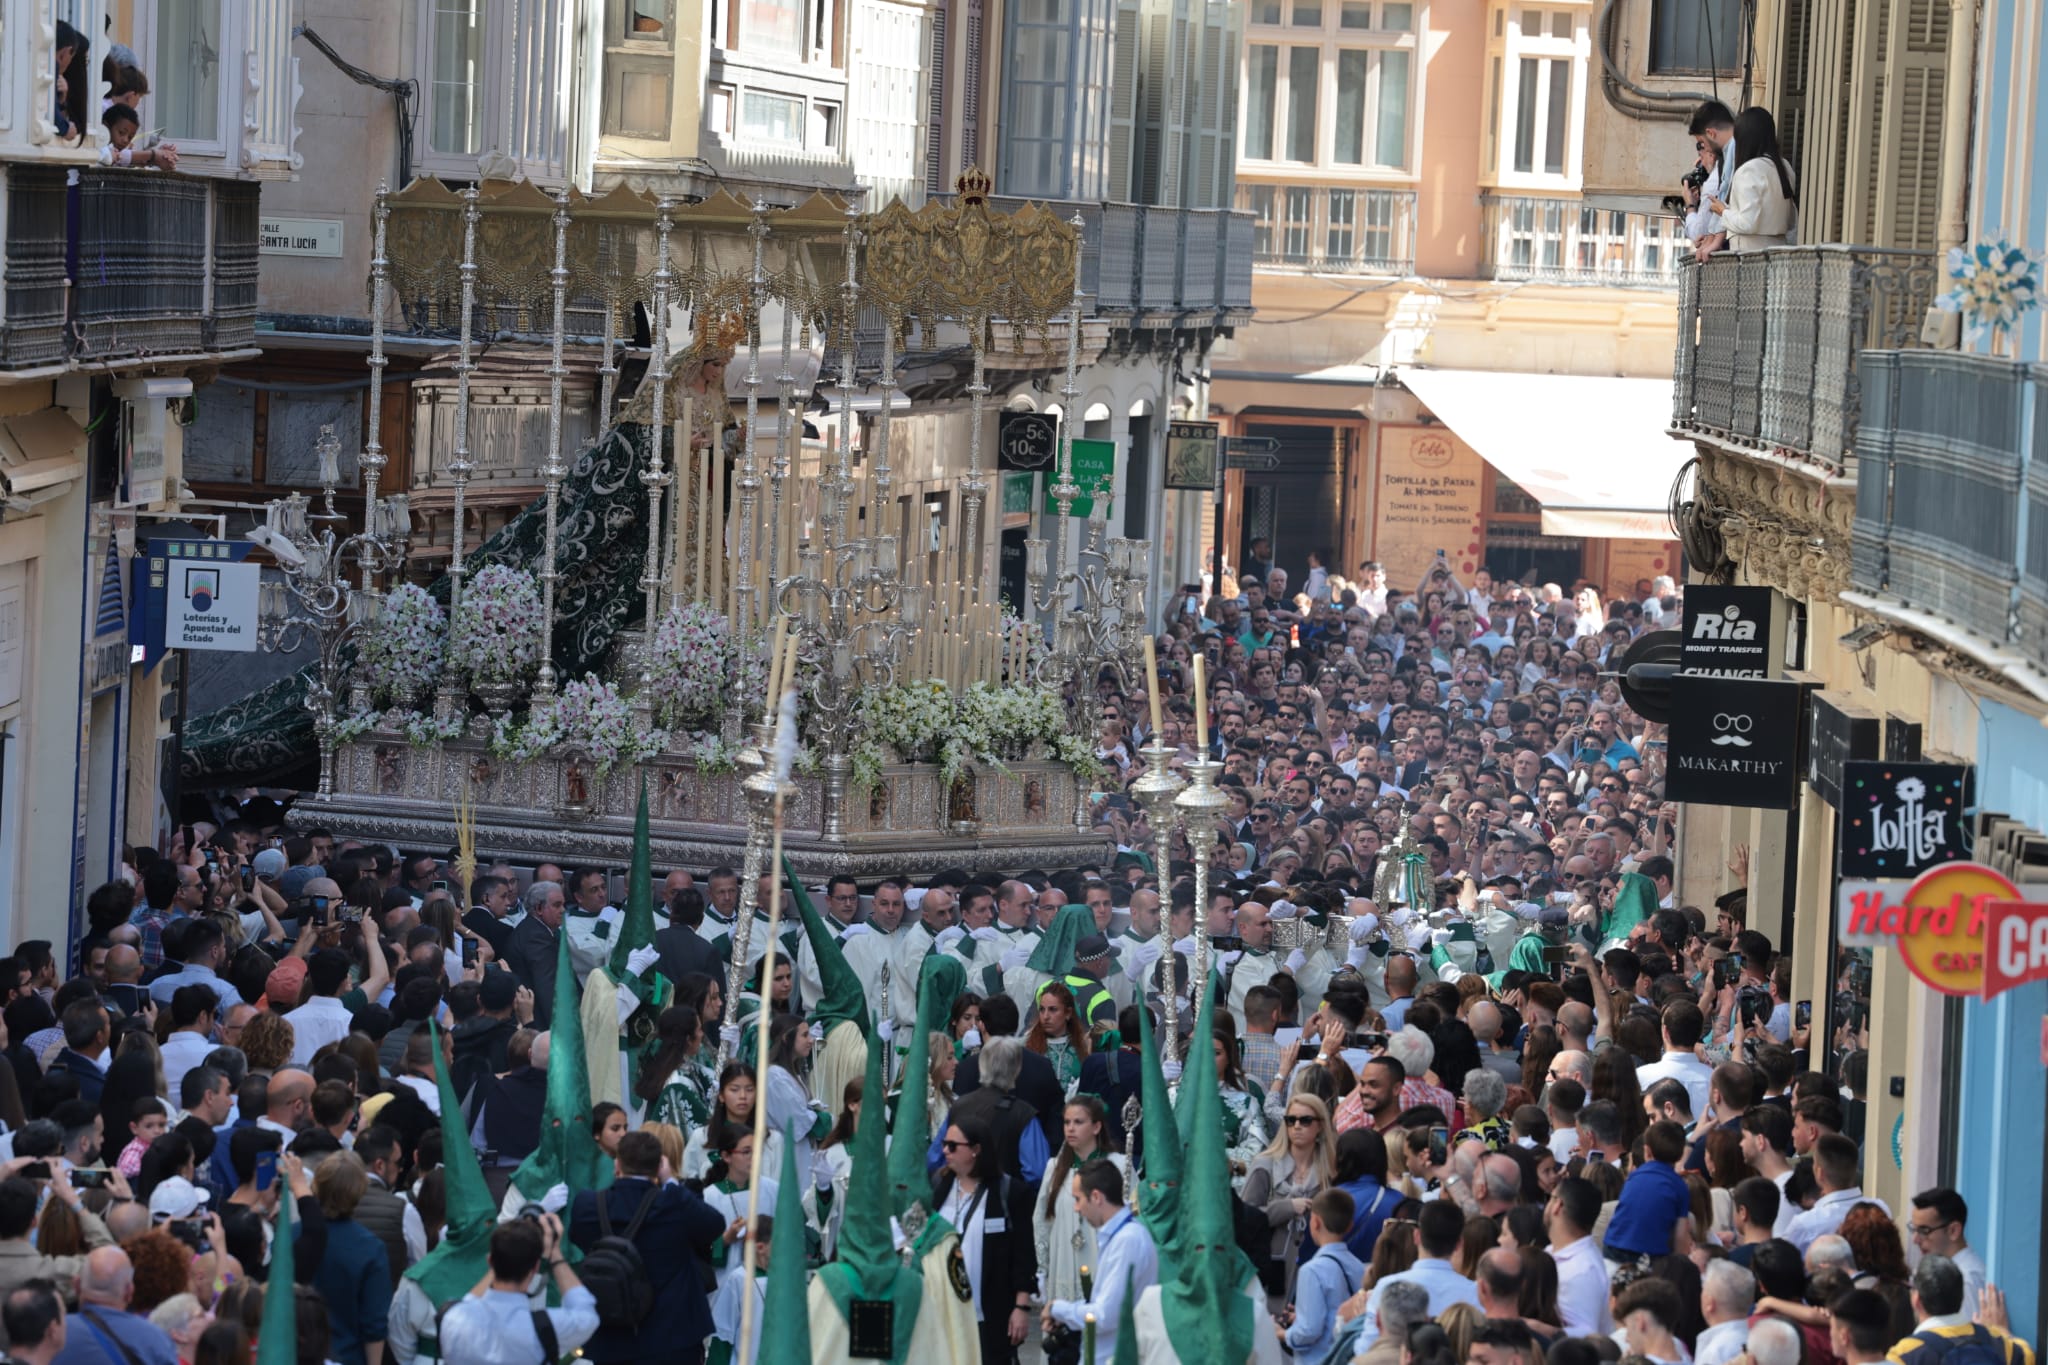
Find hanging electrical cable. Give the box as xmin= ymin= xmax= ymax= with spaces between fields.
xmin=293 ymin=24 xmax=417 ymax=186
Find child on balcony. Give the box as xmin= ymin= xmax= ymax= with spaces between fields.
xmin=100 ymin=105 xmax=178 ymax=170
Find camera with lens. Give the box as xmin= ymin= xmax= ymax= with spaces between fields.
xmin=1682 ymin=162 xmax=1710 ymax=193
xmin=516 ymin=1203 xmax=549 ymax=1223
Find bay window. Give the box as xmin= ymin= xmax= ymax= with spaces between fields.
xmin=1243 ymin=0 xmax=1419 ymax=172
xmin=1484 ymin=2 xmax=1589 ymax=188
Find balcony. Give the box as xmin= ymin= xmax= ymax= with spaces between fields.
xmin=933 ymin=196 xmax=1255 ymax=322
xmin=1670 ymin=247 xmax=1939 ymax=476
xmin=1234 ymin=184 xmax=1417 ymax=275
xmin=1 ymin=167 xmax=261 ymax=372
xmin=1848 ymin=350 xmax=2048 ymax=678
xmin=1479 ymin=194 xmax=1686 ymax=289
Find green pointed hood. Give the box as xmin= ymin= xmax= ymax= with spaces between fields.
xmin=1601 ymin=870 xmax=1657 ymax=946
xmin=756 ymin=1119 xmax=814 ymax=1362
xmin=782 ymin=855 xmax=871 ymax=1038
xmin=1134 ymin=989 xmax=1182 ymax=1255
xmin=815 ymin=1026 xmax=922 ymax=1364
xmin=1026 ymin=904 xmax=1096 ymax=977
xmin=512 ymin=927 xmax=614 ymax=1200
xmin=610 ymin=776 xmax=660 ymax=983
xmin=253 ymin=1185 xmax=294 ymax=1365
xmin=1112 ymin=1266 xmax=1141 ymax=1365
xmin=888 ymin=953 xmax=966 ymax=1219
xmin=403 ymin=1021 xmax=498 ymax=1306
xmin=1157 ymin=972 xmax=1256 ymax=1363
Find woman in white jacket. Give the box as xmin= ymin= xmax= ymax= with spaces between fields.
xmin=1709 ymin=107 xmax=1798 ymax=251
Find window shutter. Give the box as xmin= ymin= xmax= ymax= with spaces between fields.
xmin=962 ymin=0 xmax=986 ymax=169
xmin=1877 ymin=0 xmax=1947 ymax=250
xmin=1107 ymin=0 xmax=1143 ymax=199
xmin=926 ymin=0 xmax=950 ymax=193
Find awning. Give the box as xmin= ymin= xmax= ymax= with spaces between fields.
xmin=1393 ymin=368 xmax=1685 ymax=539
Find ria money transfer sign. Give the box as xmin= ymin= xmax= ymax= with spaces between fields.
xmin=165 ymin=558 xmax=260 ymax=652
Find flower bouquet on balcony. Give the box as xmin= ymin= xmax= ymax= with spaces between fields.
xmin=1938 ymin=240 xmax=2040 ymax=348
xmin=448 ymin=564 xmax=545 ymax=691
xmin=356 ymin=583 xmax=446 ymax=711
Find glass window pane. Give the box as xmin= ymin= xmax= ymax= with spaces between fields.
xmin=1376 ymin=48 xmax=1409 ymax=166
xmin=1285 ymin=45 xmax=1319 ymax=161
xmin=1550 ymin=11 xmax=1572 ymax=36
xmin=157 ymin=0 xmax=225 ymax=143
xmin=1334 ymin=50 xmax=1368 ymax=163
xmin=1512 ymin=57 xmax=1537 ymax=173
xmin=1246 ymin=45 xmax=1278 ymax=158
xmin=1520 ymin=9 xmax=1543 ymax=32
xmin=1283 ymin=187 xmax=1315 ymax=260
xmin=1255 ymin=0 xmax=1283 ymax=21
xmin=630 ymin=0 xmax=669 ymax=36
xmin=1292 ymin=0 xmax=1323 ymax=21
xmin=1326 ymin=188 xmax=1356 ymax=262
xmin=740 ymin=0 xmax=804 ymax=55
xmin=1340 ymin=2 xmax=1373 ymax=25
xmin=739 ymin=90 xmax=803 ymax=141
xmin=1380 ymin=1 xmax=1413 ymax=24
xmin=1544 ymin=58 xmax=1569 ymax=174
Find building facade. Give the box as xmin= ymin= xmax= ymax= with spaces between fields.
xmin=0 ymin=0 xmax=294 ymax=944
xmin=1669 ymin=0 xmax=2044 ymax=1335
xmin=1206 ymin=0 xmax=1702 ymax=599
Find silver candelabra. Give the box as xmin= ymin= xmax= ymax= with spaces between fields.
xmin=252 ymin=422 xmax=413 ymax=799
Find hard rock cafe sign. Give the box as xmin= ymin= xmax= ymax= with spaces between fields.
xmin=1839 ymin=861 xmax=2048 ymax=1000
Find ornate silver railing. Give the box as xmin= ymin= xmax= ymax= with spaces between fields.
xmin=1672 ymin=246 xmax=1939 ymax=475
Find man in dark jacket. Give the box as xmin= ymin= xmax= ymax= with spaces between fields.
xmin=652 ymin=888 xmax=722 ymax=995
xmin=349 ymin=1126 xmax=417 ymax=1289
xmin=568 ymin=1130 xmax=725 ymax=1365
xmin=952 ymin=994 xmax=1064 ymax=1150
xmin=451 ymin=973 xmax=524 ymax=1110
xmin=1076 ymin=1005 xmax=1145 ymax=1148
xmin=48 ymin=1002 xmax=112 ymax=1108
xmin=509 ymin=882 xmax=566 ymax=1027
xmin=462 ymin=875 xmax=523 ymax=961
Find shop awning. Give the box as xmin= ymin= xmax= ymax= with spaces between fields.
xmin=1392 ymin=368 xmax=1685 ymax=539
xmin=0 ymin=408 xmax=87 ymax=509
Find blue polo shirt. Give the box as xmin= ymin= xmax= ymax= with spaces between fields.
xmin=1604 ymin=1159 xmax=1692 ymax=1257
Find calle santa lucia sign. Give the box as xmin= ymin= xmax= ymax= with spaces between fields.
xmin=1837 ymin=862 xmax=2048 ymax=1000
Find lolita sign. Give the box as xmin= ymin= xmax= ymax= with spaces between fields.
xmin=1839 ymin=861 xmax=2048 ymax=999
xmin=1839 ymin=761 xmax=1970 ymax=879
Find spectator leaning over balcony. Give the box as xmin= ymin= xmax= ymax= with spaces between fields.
xmin=1685 ymin=100 xmax=1737 ymax=260
xmin=99 ymin=106 xmax=178 ymax=170
xmin=1709 ymin=107 xmax=1798 ymax=252
xmin=53 ymin=21 xmax=92 ymax=142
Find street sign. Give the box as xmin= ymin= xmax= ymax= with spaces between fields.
xmin=1044 ymin=438 xmax=1116 ymax=518
xmin=1223 ymin=435 xmax=1281 ymax=471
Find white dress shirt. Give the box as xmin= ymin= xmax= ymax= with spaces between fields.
xmin=148 ymin=963 xmax=246 ymax=1012
xmin=1694 ymin=1317 xmax=1750 ymax=1365
xmin=284 ymin=995 xmax=355 ymax=1067
xmin=1783 ymin=1188 xmax=1888 ymax=1252
xmin=159 ymin=1029 xmax=216 ymax=1097
xmin=939 ymin=1180 xmax=992 ymax=1321
xmin=1051 ymin=1209 xmax=1159 ymax=1365
xmin=1552 ymin=1235 xmax=1613 ymax=1336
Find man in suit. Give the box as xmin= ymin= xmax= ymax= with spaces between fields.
xmin=1077 ymin=1005 xmax=1146 ymax=1148
xmin=653 ymin=887 xmax=722 ymax=996
xmin=463 ymin=874 xmax=523 ymax=961
xmin=951 ymin=993 xmax=1064 ymax=1151
xmin=509 ymin=880 xmax=567 ymax=1028
xmin=567 ymin=1130 xmax=725 ymax=1365
xmin=49 ymin=1002 xmax=112 ymax=1107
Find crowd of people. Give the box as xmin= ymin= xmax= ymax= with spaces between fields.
xmin=0 ymin=543 xmax=2028 ymax=1365
xmin=50 ymin=18 xmax=181 ymax=169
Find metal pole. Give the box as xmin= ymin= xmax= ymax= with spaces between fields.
xmin=639 ymin=203 xmax=675 ymax=709
xmin=536 ymin=190 xmax=571 ymax=701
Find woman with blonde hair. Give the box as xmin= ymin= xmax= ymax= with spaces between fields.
xmin=1240 ymin=1092 xmax=1337 ymax=1300
xmin=238 ymin=1012 xmax=294 ymax=1076
xmin=639 ymin=1120 xmax=687 ymax=1180
xmin=1023 ymin=981 xmax=1090 ymax=1096
xmin=925 ymin=1031 xmax=956 ymax=1130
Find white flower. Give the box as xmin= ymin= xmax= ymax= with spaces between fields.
xmin=1896 ymin=776 xmax=1926 ymax=804
xmin=448 ymin=564 xmax=545 ymax=686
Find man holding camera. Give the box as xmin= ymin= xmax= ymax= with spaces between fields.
xmin=437 ymin=1214 xmax=600 ymax=1365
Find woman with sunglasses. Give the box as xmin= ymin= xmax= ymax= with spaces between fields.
xmin=933 ymin=1116 xmax=1038 ymax=1363
xmin=1240 ymin=1092 xmax=1337 ymax=1303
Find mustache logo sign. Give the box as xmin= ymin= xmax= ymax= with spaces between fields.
xmin=1710 ymin=713 xmax=1754 ymax=747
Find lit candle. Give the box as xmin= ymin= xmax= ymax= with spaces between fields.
xmin=1193 ymin=653 xmax=1209 ymax=754
xmin=1143 ymin=635 xmax=1164 ymax=740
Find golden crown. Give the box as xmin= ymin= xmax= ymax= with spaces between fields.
xmin=956 ymin=165 xmax=993 ymax=205
xmin=695 ymin=308 xmax=748 ymax=358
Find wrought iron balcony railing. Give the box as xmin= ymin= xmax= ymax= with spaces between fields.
xmin=1850 ymin=350 xmax=2048 ymax=672
xmin=1480 ymin=194 xmax=1686 ymax=289
xmin=0 ymin=166 xmax=261 ymax=370
xmin=1670 ymin=247 xmax=1940 ymax=476
xmin=1234 ymin=183 xmax=1416 ymax=275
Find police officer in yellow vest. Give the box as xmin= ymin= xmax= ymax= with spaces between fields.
xmin=1039 ymin=933 xmax=1120 ymax=1030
